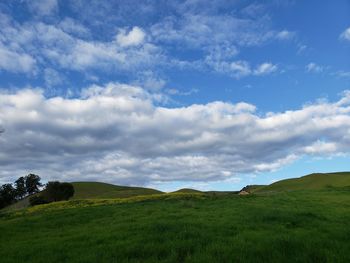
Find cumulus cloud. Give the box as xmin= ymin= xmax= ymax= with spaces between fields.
xmin=340 ymin=27 xmax=350 ymax=41
xmin=303 ymin=141 xmax=338 ymax=154
xmin=116 ymin=27 xmax=146 ymax=47
xmin=1 ymin=83 xmax=350 ymax=185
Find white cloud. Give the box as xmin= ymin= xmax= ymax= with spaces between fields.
xmin=166 ymin=88 xmax=198 ymax=96
xmin=58 ymin=18 xmax=90 ymax=37
xmin=0 ymin=2 xmax=294 ymax=79
xmin=254 ymin=63 xmax=277 ymax=75
xmin=149 ymin=5 xmax=294 ymax=76
xmin=205 ymin=59 xmax=251 ymax=79
xmin=229 ymin=61 xmax=252 ymax=78
xmin=306 ymin=62 xmax=323 ymax=73
xmin=27 ymin=0 xmax=58 ymax=16
xmin=134 ymin=71 xmax=166 ymax=91
xmin=275 ymin=30 xmax=295 ymax=40
xmin=44 ymin=68 xmax=64 ymax=88
xmin=116 ymin=27 xmax=146 ymax=47
xmin=1 ymin=83 xmax=350 ymax=185
xmin=0 ymin=15 xmax=162 ymax=74
xmin=207 ymin=60 xmax=278 ymax=78
xmin=340 ymin=27 xmax=350 ymax=41
xmin=0 ymin=44 xmax=36 ymax=73
xmin=303 ymin=141 xmax=338 ymax=154
xmin=335 ymin=71 xmax=350 ymax=78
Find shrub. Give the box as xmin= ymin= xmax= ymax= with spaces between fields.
xmin=29 ymin=195 xmax=49 ymax=206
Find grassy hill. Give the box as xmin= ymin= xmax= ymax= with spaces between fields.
xmin=255 ymin=172 xmax=350 ymax=193
xmin=172 ymin=188 xmax=203 ymax=194
xmin=71 ymin=182 xmax=162 ymax=199
xmin=172 ymin=188 xmax=239 ymax=196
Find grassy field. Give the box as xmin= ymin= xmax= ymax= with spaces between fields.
xmin=1 ymin=172 xmax=349 ymax=262
xmin=1 ymin=187 xmax=349 ymax=262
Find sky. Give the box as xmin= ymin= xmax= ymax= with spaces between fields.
xmin=0 ymin=0 xmax=349 ymax=191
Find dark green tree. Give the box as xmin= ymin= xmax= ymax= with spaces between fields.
xmin=25 ymin=174 xmax=42 ymax=195
xmin=0 ymin=184 xmax=16 ymax=208
xmin=44 ymin=181 xmax=74 ymax=202
xmin=14 ymin=176 xmax=27 ymax=200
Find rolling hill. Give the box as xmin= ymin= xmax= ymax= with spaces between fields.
xmin=4 ymin=182 xmax=162 ymax=211
xmin=171 ymin=188 xmax=203 ymax=194
xmin=71 ymin=182 xmax=163 ymax=199
xmin=255 ymin=172 xmax=350 ymax=193
xmin=5 ymin=172 xmax=350 ymax=212
xmin=172 ymin=188 xmax=238 ymax=196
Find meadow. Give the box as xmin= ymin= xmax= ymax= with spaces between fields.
xmin=1 ymin=186 xmax=349 ymax=262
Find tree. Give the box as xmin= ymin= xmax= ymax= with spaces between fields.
xmin=14 ymin=177 xmax=26 ymax=200
xmin=25 ymin=174 xmax=42 ymax=195
xmin=0 ymin=184 xmax=16 ymax=209
xmin=44 ymin=181 xmax=74 ymax=202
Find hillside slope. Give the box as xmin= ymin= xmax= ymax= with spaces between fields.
xmin=71 ymin=182 xmax=162 ymax=199
xmin=255 ymin=172 xmax=350 ymax=193
xmin=240 ymin=185 xmax=266 ymax=193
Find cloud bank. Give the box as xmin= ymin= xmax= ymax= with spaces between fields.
xmin=1 ymin=83 xmax=350 ymax=185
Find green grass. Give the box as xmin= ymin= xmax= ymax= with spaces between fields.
xmin=70 ymin=182 xmax=163 ymax=199
xmin=1 ymin=172 xmax=350 ymax=262
xmin=1 ymin=188 xmax=349 ymax=263
xmin=256 ymin=172 xmax=350 ymax=193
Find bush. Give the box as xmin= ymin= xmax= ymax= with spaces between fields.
xmin=44 ymin=182 xmax=75 ymax=202
xmin=29 ymin=195 xmax=49 ymax=206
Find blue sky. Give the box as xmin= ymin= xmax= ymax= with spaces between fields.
xmin=0 ymin=0 xmax=349 ymax=191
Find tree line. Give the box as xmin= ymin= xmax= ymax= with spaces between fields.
xmin=0 ymin=174 xmax=74 ymax=209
